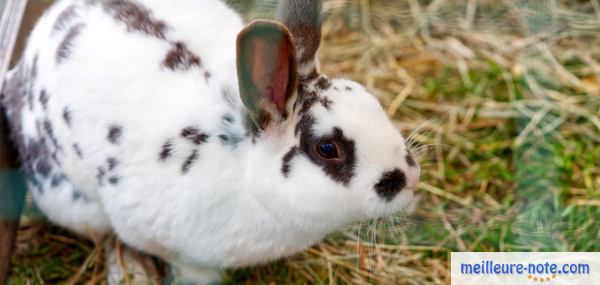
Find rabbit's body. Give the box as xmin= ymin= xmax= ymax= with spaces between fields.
xmin=3 ymin=0 xmax=420 ymax=283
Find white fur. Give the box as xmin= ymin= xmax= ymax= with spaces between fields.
xmin=5 ymin=0 xmax=419 ymax=283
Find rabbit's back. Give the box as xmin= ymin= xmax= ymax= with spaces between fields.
xmin=3 ymin=0 xmax=247 ymax=236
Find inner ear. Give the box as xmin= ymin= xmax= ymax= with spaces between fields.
xmin=236 ymin=20 xmax=298 ymax=130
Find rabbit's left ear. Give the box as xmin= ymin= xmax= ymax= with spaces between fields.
xmin=236 ymin=20 xmax=297 ymax=130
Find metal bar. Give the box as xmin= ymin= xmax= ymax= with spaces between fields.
xmin=0 ymin=0 xmax=29 ymax=283
xmin=0 ymin=0 xmax=28 ymax=89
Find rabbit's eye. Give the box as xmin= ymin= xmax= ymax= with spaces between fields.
xmin=316 ymin=141 xmax=339 ymax=159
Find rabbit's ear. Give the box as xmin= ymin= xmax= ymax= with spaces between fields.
xmin=237 ymin=20 xmax=297 ymax=130
xmin=276 ymin=0 xmax=322 ymax=79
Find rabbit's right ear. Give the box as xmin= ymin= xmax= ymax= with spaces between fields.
xmin=237 ymin=20 xmax=297 ymax=130
xmin=276 ymin=0 xmax=322 ymax=79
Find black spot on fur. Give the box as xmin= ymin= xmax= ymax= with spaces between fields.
xmin=43 ymin=120 xmax=61 ymax=151
xmin=163 ymin=42 xmax=201 ymax=71
xmin=159 ymin=140 xmax=173 ymax=160
xmin=72 ymin=191 xmax=84 ymax=201
xmin=181 ymin=127 xmax=208 ymax=145
xmin=51 ymin=174 xmax=65 ymax=187
xmin=297 ymin=91 xmax=319 ymax=116
xmin=345 ymin=86 xmax=353 ymax=91
xmin=72 ymin=190 xmax=88 ymax=201
xmin=295 ymin=113 xmax=315 ymax=136
xmin=405 ymin=153 xmax=417 ymax=168
xmin=281 ymin=146 xmax=299 ymax=177
xmin=72 ymin=144 xmax=83 ymax=158
xmin=181 ymin=149 xmax=198 ymax=174
xmin=108 ymin=125 xmax=122 ymax=144
xmin=35 ymin=158 xmax=52 ymax=178
xmin=295 ymin=83 xmax=333 ymax=116
xmin=39 ymin=90 xmax=49 ymax=109
xmin=22 ymin=137 xmax=53 ymax=184
xmin=53 ymin=5 xmax=78 ymax=32
xmin=63 ymin=107 xmax=72 ymax=127
xmin=315 ymin=76 xmax=332 ymax=90
xmin=374 ymin=169 xmax=407 ymax=202
xmin=204 ymin=71 xmax=211 ymax=82
xmin=320 ymin=96 xmax=333 ymax=110
xmin=42 ymin=120 xmax=53 ymax=138
xmin=26 ymin=56 xmax=39 ymax=111
xmin=181 ymin=127 xmax=198 ymax=137
xmin=56 ymin=23 xmax=85 ymax=64
xmin=222 ymin=114 xmax=235 ymax=124
xmin=107 ymin=157 xmax=118 ymax=170
xmin=100 ymin=0 xmax=168 ymax=39
xmin=108 ymin=176 xmax=120 ymax=185
xmin=97 ymin=167 xmax=106 ymax=186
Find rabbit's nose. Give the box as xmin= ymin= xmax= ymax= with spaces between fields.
xmin=374 ymin=162 xmax=420 ymax=202
xmin=374 ymin=169 xmax=406 ymax=202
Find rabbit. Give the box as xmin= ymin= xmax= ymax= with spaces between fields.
xmin=1 ymin=0 xmax=420 ymax=283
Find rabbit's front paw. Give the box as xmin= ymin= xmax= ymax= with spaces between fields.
xmin=164 ymin=263 xmax=221 ymax=285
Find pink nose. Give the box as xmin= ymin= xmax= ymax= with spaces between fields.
xmin=405 ymin=163 xmax=420 ymax=190
xmin=404 ymin=153 xmax=420 ymax=189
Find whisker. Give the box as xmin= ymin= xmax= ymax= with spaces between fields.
xmin=406 ymin=118 xmax=439 ymax=142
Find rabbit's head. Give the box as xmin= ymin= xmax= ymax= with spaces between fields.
xmin=235 ymin=0 xmax=419 ymax=229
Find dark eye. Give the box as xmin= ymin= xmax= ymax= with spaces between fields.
xmin=316 ymin=141 xmax=339 ymax=159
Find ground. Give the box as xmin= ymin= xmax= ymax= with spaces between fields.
xmin=8 ymin=0 xmax=600 ymax=284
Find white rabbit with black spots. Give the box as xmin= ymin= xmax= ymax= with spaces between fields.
xmin=1 ymin=0 xmax=420 ymax=283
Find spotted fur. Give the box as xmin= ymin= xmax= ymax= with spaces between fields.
xmin=159 ymin=140 xmax=173 ymax=160
xmin=315 ymin=76 xmax=331 ymax=90
xmin=181 ymin=149 xmax=198 ymax=174
xmin=72 ymin=144 xmax=83 ymax=158
xmin=374 ymin=169 xmax=407 ymax=202
xmin=107 ymin=157 xmax=118 ymax=170
xmin=99 ymin=0 xmax=167 ymax=39
xmin=181 ymin=127 xmax=208 ymax=145
xmin=38 ymin=90 xmax=49 ymax=109
xmin=1 ymin=1 xmax=419 ymax=284
xmin=96 ymin=167 xmax=106 ymax=186
xmin=281 ymin=146 xmax=299 ymax=177
xmin=108 ymin=176 xmax=120 ymax=185
xmin=108 ymin=125 xmax=122 ymax=144
xmin=56 ymin=23 xmax=85 ymax=64
xmin=53 ymin=5 xmax=78 ymax=32
xmin=62 ymin=107 xmax=72 ymax=127
xmin=162 ymin=42 xmax=201 ymax=71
